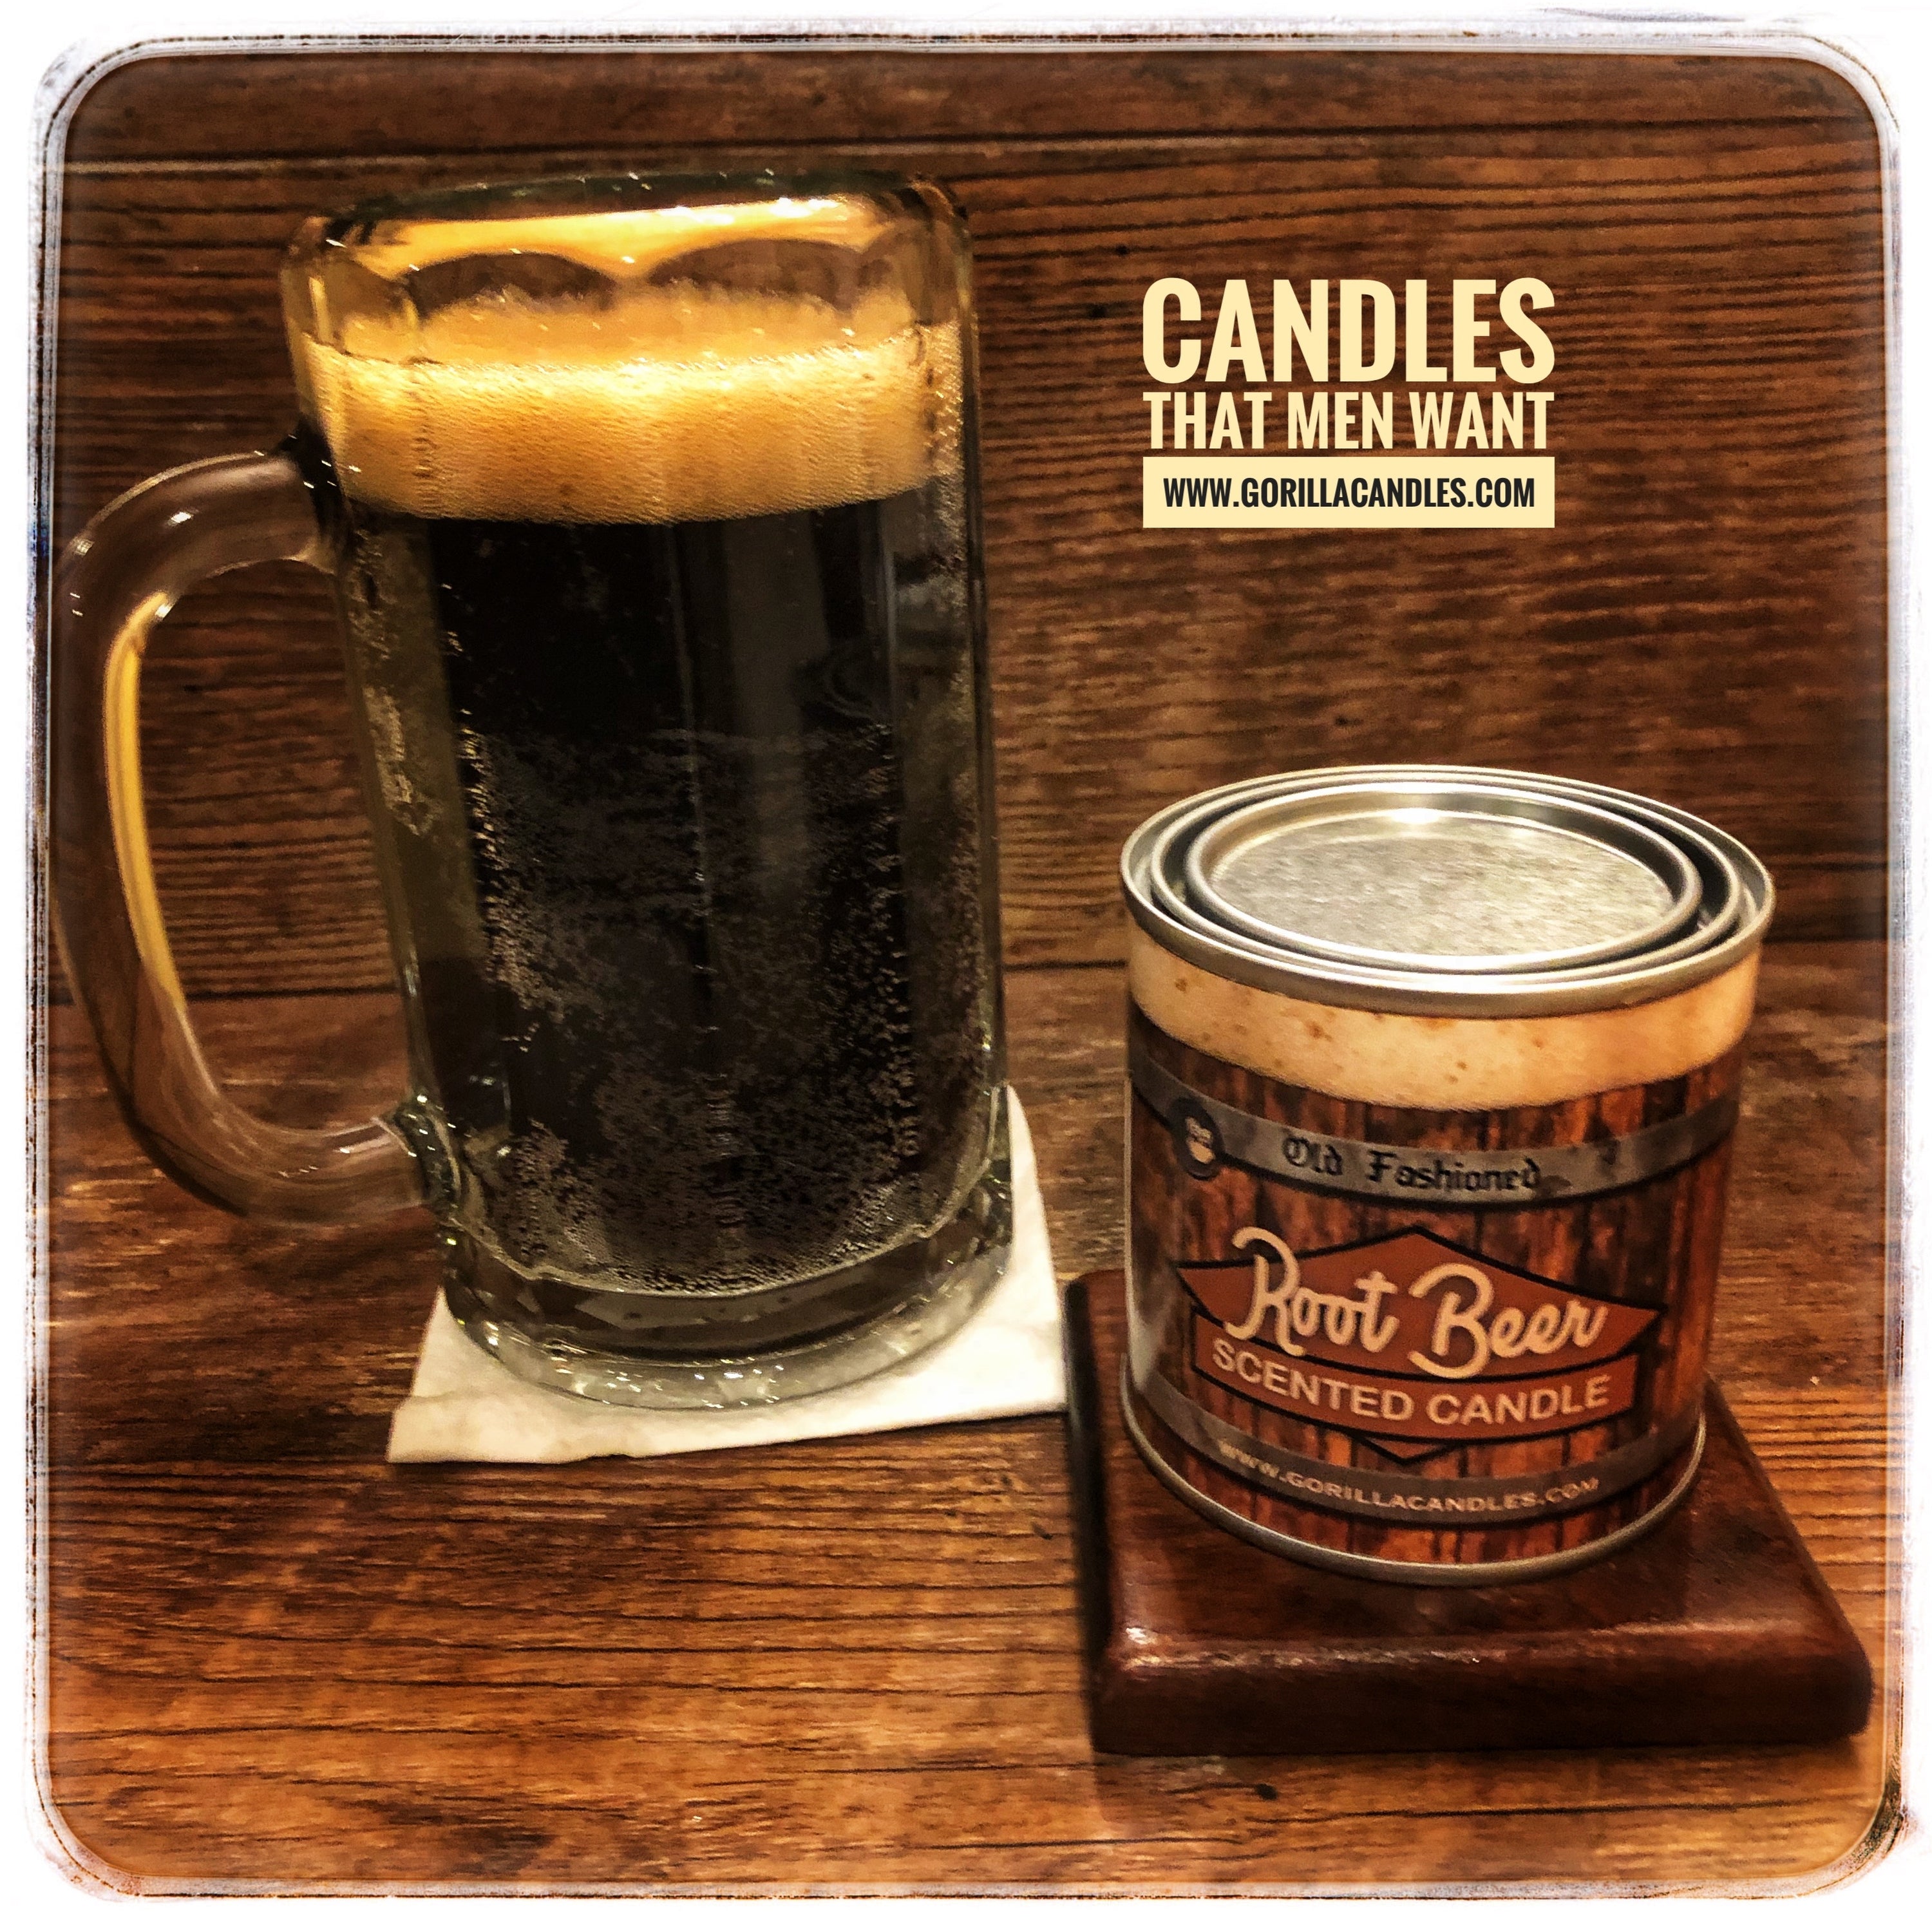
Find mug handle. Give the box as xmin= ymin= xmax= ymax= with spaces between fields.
xmin=50 ymin=449 xmax=424 ymax=1225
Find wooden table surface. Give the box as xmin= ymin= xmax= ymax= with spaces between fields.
xmin=37 ymin=41 xmax=1895 ymax=1893
xmin=37 ymin=942 xmax=1892 ymax=1893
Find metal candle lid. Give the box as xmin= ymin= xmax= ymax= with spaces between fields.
xmin=1122 ymin=764 xmax=1773 ymax=1018
xmin=1184 ymin=781 xmax=1703 ymax=975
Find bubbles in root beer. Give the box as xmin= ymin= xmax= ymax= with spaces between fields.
xmin=293 ymin=185 xmax=1001 ymax=1350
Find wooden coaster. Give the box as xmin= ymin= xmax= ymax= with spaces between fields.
xmin=1063 ymin=1273 xmax=1871 ymax=1757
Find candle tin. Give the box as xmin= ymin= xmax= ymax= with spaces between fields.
xmin=1121 ymin=766 xmax=1774 ymax=1585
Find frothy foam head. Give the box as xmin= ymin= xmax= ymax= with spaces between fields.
xmin=285 ymin=194 xmax=962 ymax=524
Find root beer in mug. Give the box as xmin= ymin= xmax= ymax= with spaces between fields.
xmin=1121 ymin=768 xmax=1772 ymax=1584
xmin=52 ymin=173 xmax=1009 ymax=1408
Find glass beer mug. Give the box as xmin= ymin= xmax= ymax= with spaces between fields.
xmin=52 ymin=172 xmax=1011 ymax=1407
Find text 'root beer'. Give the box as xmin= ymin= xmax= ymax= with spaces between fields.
xmin=1120 ymin=768 xmax=1772 ymax=1584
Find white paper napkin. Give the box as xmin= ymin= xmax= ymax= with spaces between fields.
xmin=387 ymin=1090 xmax=1060 ymax=1463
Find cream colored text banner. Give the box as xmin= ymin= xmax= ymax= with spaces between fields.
xmin=1144 ymin=456 xmax=1556 ymax=529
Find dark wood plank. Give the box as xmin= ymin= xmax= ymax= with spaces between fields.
xmin=53 ymin=49 xmax=1877 ymax=164
xmin=43 ymin=48 xmax=1886 ymax=1003
xmin=36 ymin=945 xmax=1891 ymax=1889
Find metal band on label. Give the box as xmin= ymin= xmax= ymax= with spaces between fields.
xmin=1129 ymin=1041 xmax=1738 ymax=1205
xmin=1140 ymin=1371 xmax=1701 ymax=1526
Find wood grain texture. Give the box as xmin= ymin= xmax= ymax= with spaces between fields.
xmin=53 ymin=47 xmax=1877 ymax=161
xmin=43 ymin=47 xmax=1888 ymax=1001
xmin=1068 ymin=1280 xmax=1870 ymax=1756
xmin=1126 ymin=1014 xmax=1739 ymax=1570
xmin=36 ymin=945 xmax=1891 ymax=1891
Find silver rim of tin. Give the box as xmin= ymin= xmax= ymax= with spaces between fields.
xmin=1148 ymin=775 xmax=1745 ymax=985
xmin=1145 ymin=766 xmax=1747 ymax=967
xmin=1121 ymin=1363 xmax=1707 ymax=1589
xmin=1183 ymin=779 xmax=1705 ymax=976
xmin=1123 ymin=763 xmax=1771 ymax=1018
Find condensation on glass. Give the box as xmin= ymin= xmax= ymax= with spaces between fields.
xmin=52 ymin=173 xmax=1010 ymax=1407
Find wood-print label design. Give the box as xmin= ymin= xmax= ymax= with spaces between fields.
xmin=1125 ymin=1003 xmax=1738 ymax=1567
